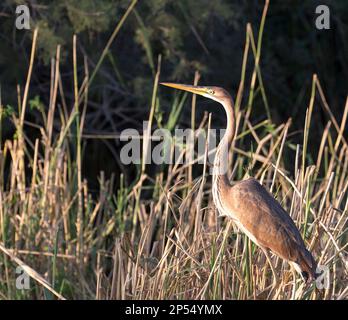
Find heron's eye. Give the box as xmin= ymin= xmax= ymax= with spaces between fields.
xmin=207 ymin=88 xmax=215 ymax=95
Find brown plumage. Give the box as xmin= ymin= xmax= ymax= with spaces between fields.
xmin=220 ymin=177 xmax=317 ymax=282
xmin=161 ymin=82 xmax=317 ymax=283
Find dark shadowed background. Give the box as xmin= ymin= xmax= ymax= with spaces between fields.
xmin=0 ymin=0 xmax=347 ymax=190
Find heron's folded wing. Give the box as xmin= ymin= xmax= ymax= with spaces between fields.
xmin=224 ymin=178 xmax=307 ymax=262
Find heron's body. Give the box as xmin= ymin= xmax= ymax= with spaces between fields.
xmin=214 ymin=176 xmax=316 ymax=280
xmin=161 ymin=82 xmax=317 ymax=283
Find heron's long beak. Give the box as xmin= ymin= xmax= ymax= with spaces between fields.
xmin=160 ymin=82 xmax=208 ymax=97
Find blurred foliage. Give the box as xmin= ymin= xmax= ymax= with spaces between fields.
xmin=0 ymin=0 xmax=347 ymax=183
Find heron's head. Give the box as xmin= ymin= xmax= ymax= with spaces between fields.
xmin=160 ymin=83 xmax=231 ymax=104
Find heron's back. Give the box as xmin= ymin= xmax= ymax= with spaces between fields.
xmin=217 ymin=177 xmax=317 ymax=281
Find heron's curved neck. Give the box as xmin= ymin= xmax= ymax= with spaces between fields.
xmin=221 ymin=97 xmax=235 ymax=147
xmin=213 ymin=97 xmax=235 ymax=181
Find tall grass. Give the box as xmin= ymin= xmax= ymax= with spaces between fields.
xmin=0 ymin=0 xmax=347 ymax=300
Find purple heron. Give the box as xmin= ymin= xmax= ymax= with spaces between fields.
xmin=161 ymin=82 xmax=317 ymax=284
